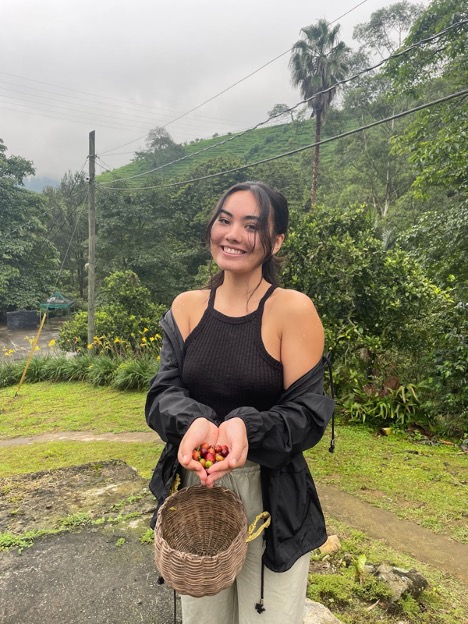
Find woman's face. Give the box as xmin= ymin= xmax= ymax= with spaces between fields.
xmin=209 ymin=190 xmax=283 ymax=275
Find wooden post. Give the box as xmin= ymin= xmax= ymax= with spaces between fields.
xmin=87 ymin=130 xmax=96 ymax=350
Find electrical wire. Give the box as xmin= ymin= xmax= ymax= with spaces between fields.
xmin=50 ymin=188 xmax=89 ymax=294
xmin=96 ymin=89 xmax=468 ymax=192
xmin=0 ymin=82 xmax=243 ymax=137
xmin=97 ymin=19 xmax=467 ymax=187
xmin=47 ymin=158 xmax=89 ymax=238
xmin=99 ymin=0 xmax=371 ymax=155
xmin=0 ymin=73 xmax=243 ymax=127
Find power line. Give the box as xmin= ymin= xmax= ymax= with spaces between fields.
xmin=97 ymin=19 xmax=467 ymax=187
xmin=0 ymin=72 xmax=243 ymax=127
xmin=0 ymin=81 xmax=245 ymax=137
xmin=96 ymin=89 xmax=468 ymax=192
xmin=50 ymin=188 xmax=89 ymax=292
xmin=47 ymin=159 xmax=89 ymax=238
xmin=99 ymin=0 xmax=370 ymax=156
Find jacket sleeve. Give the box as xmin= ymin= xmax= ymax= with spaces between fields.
xmin=145 ymin=331 xmax=218 ymax=445
xmin=224 ymin=358 xmax=334 ymax=470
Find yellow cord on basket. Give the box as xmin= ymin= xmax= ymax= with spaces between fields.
xmin=246 ymin=512 xmax=271 ymax=543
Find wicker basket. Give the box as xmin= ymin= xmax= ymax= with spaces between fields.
xmin=154 ymin=485 xmax=250 ymax=597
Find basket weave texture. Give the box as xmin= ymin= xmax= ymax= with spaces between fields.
xmin=154 ymin=485 xmax=248 ymax=597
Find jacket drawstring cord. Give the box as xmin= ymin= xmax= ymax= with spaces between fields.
xmin=157 ymin=577 xmax=178 ymax=624
xmin=255 ymin=563 xmax=266 ymax=614
xmin=325 ymin=352 xmax=336 ymax=453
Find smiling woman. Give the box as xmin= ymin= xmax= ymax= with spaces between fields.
xmin=145 ymin=181 xmax=335 ymax=624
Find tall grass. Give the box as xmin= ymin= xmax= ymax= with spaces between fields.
xmin=0 ymin=355 xmax=159 ymax=391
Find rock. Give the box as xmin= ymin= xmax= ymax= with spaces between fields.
xmin=373 ymin=564 xmax=428 ymax=602
xmin=319 ymin=535 xmax=341 ymax=556
xmin=303 ymin=599 xmax=343 ymax=623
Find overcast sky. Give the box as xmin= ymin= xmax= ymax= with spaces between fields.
xmin=1 ymin=0 xmax=425 ymax=185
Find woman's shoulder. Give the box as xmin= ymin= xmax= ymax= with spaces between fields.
xmin=172 ymin=289 xmax=210 ymax=309
xmin=272 ymin=287 xmax=319 ymax=317
xmin=171 ymin=289 xmax=210 ymax=339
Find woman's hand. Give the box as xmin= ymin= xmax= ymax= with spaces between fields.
xmin=205 ymin=417 xmax=248 ymax=486
xmin=178 ymin=418 xmax=219 ymax=485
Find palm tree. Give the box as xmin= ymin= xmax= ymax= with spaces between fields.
xmin=290 ymin=20 xmax=349 ymax=208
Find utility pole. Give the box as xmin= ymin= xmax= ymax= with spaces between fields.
xmin=87 ymin=130 xmax=96 ymax=350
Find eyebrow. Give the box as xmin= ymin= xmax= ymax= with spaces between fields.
xmin=219 ymin=208 xmax=260 ymax=221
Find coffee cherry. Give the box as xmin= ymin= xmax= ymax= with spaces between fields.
xmin=193 ymin=442 xmax=229 ymax=469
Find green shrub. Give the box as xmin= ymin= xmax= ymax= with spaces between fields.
xmin=57 ymin=355 xmax=94 ymax=381
xmin=57 ymin=271 xmax=165 ymax=357
xmin=341 ymin=382 xmax=427 ymax=427
xmin=24 ymin=356 xmax=53 ymax=383
xmin=87 ymin=356 xmax=119 ymax=386
xmin=112 ymin=358 xmax=159 ymax=391
xmin=0 ymin=360 xmax=23 ymax=388
xmin=41 ymin=356 xmax=78 ymax=382
xmin=307 ymin=573 xmax=355 ymax=606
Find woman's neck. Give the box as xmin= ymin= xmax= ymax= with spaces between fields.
xmin=216 ymin=271 xmax=269 ymax=314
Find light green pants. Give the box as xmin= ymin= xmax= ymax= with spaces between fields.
xmin=181 ymin=462 xmax=310 ymax=624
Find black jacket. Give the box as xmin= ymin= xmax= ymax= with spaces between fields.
xmin=145 ymin=309 xmax=335 ymax=573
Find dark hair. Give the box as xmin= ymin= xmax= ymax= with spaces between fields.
xmin=205 ymin=181 xmax=289 ymax=288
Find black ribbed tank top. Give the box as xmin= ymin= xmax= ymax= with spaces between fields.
xmin=182 ymin=285 xmax=284 ymax=420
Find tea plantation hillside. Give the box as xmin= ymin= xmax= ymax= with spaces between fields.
xmin=96 ymin=114 xmax=351 ymax=185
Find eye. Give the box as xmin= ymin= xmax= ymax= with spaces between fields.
xmin=217 ymin=216 xmax=230 ymax=225
xmin=245 ymin=223 xmax=258 ymax=231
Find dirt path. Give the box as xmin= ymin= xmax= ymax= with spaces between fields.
xmin=0 ymin=431 xmax=161 ymax=447
xmin=1 ymin=430 xmax=467 ymax=584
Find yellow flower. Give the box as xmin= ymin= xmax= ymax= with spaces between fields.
xmin=149 ymin=336 xmax=155 ymax=342
xmin=48 ymin=339 xmax=56 ymax=347
xmin=114 ymin=337 xmax=121 ymax=343
xmin=87 ymin=344 xmax=93 ymax=350
xmin=143 ymin=327 xmax=149 ymax=333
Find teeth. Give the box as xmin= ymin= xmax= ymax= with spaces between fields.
xmin=224 ymin=247 xmax=244 ymax=255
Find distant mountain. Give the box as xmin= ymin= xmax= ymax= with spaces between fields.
xmin=23 ymin=176 xmax=59 ymax=192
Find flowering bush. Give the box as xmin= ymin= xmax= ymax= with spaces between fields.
xmin=57 ymin=271 xmax=165 ymax=357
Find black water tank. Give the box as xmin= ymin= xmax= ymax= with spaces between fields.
xmin=6 ymin=310 xmax=39 ymax=330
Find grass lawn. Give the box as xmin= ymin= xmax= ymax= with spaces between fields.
xmin=306 ymin=426 xmax=467 ymax=544
xmin=1 ymin=382 xmax=467 ymax=544
xmin=311 ymin=516 xmax=467 ymax=624
xmin=1 ymin=382 xmax=466 ymax=623
xmin=0 ymin=441 xmax=161 ymax=480
xmin=0 ymin=382 xmax=147 ymax=436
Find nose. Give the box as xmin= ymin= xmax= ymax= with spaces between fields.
xmin=225 ymin=222 xmax=243 ymax=243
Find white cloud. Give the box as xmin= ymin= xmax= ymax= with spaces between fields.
xmin=1 ymin=0 xmax=426 ymax=182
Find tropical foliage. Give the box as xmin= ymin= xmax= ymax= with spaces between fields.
xmin=290 ymin=19 xmax=350 ymax=208
xmin=2 ymin=0 xmax=466 ymax=435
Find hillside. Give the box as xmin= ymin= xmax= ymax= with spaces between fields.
xmin=96 ymin=113 xmax=351 ymax=187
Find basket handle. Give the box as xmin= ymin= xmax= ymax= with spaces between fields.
xmin=246 ymin=512 xmax=271 ymax=543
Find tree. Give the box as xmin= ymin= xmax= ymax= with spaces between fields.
xmin=334 ymin=2 xmax=424 ymax=218
xmin=134 ymin=126 xmax=186 ymax=169
xmin=386 ymin=0 xmax=468 ymax=296
xmin=353 ymin=1 xmax=423 ymax=59
xmin=0 ymin=139 xmax=59 ymax=317
xmin=42 ymin=171 xmax=88 ymax=300
xmin=289 ymin=20 xmax=350 ymax=208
